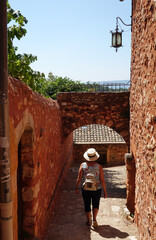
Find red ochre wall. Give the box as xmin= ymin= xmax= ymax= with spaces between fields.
xmin=8 ymin=77 xmax=73 ymax=239
xmin=131 ymin=0 xmax=156 ymax=239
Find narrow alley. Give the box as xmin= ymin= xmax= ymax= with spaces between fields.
xmin=42 ymin=164 xmax=138 ymax=240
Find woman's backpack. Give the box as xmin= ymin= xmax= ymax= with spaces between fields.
xmin=83 ymin=169 xmax=97 ymax=191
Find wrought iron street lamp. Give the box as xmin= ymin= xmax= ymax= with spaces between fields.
xmin=111 ymin=17 xmax=131 ymax=52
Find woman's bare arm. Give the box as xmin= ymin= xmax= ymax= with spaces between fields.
xmin=99 ymin=165 xmax=107 ymax=198
xmin=75 ymin=164 xmax=83 ymax=193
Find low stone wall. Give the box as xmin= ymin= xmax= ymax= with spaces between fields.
xmin=74 ymin=143 xmax=128 ymax=166
xmin=131 ymin=0 xmax=156 ymax=239
xmin=8 ymin=77 xmax=73 ymax=240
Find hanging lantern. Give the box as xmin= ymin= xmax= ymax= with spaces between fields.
xmin=110 ymin=17 xmax=131 ymax=52
xmin=111 ymin=29 xmax=123 ymax=51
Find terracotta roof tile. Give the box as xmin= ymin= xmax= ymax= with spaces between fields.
xmin=73 ymin=124 xmax=125 ymax=144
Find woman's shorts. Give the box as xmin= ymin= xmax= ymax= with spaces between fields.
xmin=81 ymin=188 xmax=102 ymax=212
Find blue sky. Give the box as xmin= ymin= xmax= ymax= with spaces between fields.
xmin=9 ymin=0 xmax=132 ymax=82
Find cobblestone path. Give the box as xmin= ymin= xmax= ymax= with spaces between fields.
xmin=42 ymin=164 xmax=138 ymax=240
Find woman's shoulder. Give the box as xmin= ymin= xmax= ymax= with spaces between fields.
xmin=97 ymin=163 xmax=102 ymax=167
xmin=95 ymin=163 xmax=103 ymax=171
xmin=95 ymin=162 xmax=100 ymax=167
xmin=80 ymin=162 xmax=87 ymax=168
xmin=98 ymin=164 xmax=104 ymax=174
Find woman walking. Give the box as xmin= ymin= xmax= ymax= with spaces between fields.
xmin=75 ymin=148 xmax=107 ymax=228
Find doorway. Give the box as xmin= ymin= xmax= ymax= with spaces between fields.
xmin=17 ymin=126 xmax=34 ymax=239
xmin=17 ymin=140 xmax=23 ymax=239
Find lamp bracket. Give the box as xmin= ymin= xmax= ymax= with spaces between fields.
xmin=116 ymin=17 xmax=131 ymax=29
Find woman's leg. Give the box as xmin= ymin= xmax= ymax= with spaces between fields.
xmin=85 ymin=212 xmax=91 ymax=225
xmin=93 ymin=208 xmax=99 ymax=221
xmin=92 ymin=189 xmax=102 ymax=226
xmin=82 ymin=189 xmax=92 ymax=224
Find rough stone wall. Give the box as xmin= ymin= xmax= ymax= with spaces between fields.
xmin=108 ymin=144 xmax=128 ymax=166
xmin=74 ymin=143 xmax=128 ymax=166
xmin=57 ymin=92 xmax=130 ymax=147
xmin=125 ymin=154 xmax=136 ymax=214
xmin=131 ymin=0 xmax=156 ymax=239
xmin=8 ymin=77 xmax=73 ymax=240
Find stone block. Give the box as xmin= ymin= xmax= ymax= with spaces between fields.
xmin=22 ymin=183 xmax=40 ymax=202
xmin=24 ymin=201 xmax=39 ymax=217
xmin=22 ymin=163 xmax=38 ymax=179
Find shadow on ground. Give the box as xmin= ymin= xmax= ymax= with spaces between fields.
xmin=103 ymin=167 xmax=127 ymax=199
xmin=92 ymin=225 xmax=129 ymax=239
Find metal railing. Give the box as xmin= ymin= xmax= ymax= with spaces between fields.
xmin=83 ymin=81 xmax=131 ymax=92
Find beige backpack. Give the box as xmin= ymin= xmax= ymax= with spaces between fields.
xmin=83 ymin=172 xmax=97 ymax=191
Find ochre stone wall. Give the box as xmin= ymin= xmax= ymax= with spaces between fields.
xmin=57 ymin=92 xmax=130 ymax=147
xmin=8 ymin=77 xmax=73 ymax=240
xmin=74 ymin=143 xmax=128 ymax=166
xmin=131 ymin=0 xmax=156 ymax=239
xmin=125 ymin=154 xmax=136 ymax=215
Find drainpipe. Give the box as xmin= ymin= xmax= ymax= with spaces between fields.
xmin=0 ymin=1 xmax=13 ymax=240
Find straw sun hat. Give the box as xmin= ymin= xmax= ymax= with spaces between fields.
xmin=83 ymin=148 xmax=100 ymax=162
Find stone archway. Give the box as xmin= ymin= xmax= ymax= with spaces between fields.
xmin=57 ymin=92 xmax=130 ymax=149
xmin=73 ymin=124 xmax=128 ymax=166
xmin=17 ymin=126 xmax=38 ymax=239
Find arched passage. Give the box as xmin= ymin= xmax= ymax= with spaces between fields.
xmin=17 ymin=126 xmax=36 ymax=239
xmin=73 ymin=124 xmax=128 ymax=166
xmin=57 ymin=91 xmax=130 ymax=149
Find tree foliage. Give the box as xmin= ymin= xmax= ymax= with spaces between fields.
xmin=7 ymin=1 xmax=46 ymax=91
xmin=45 ymin=73 xmax=90 ymax=99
